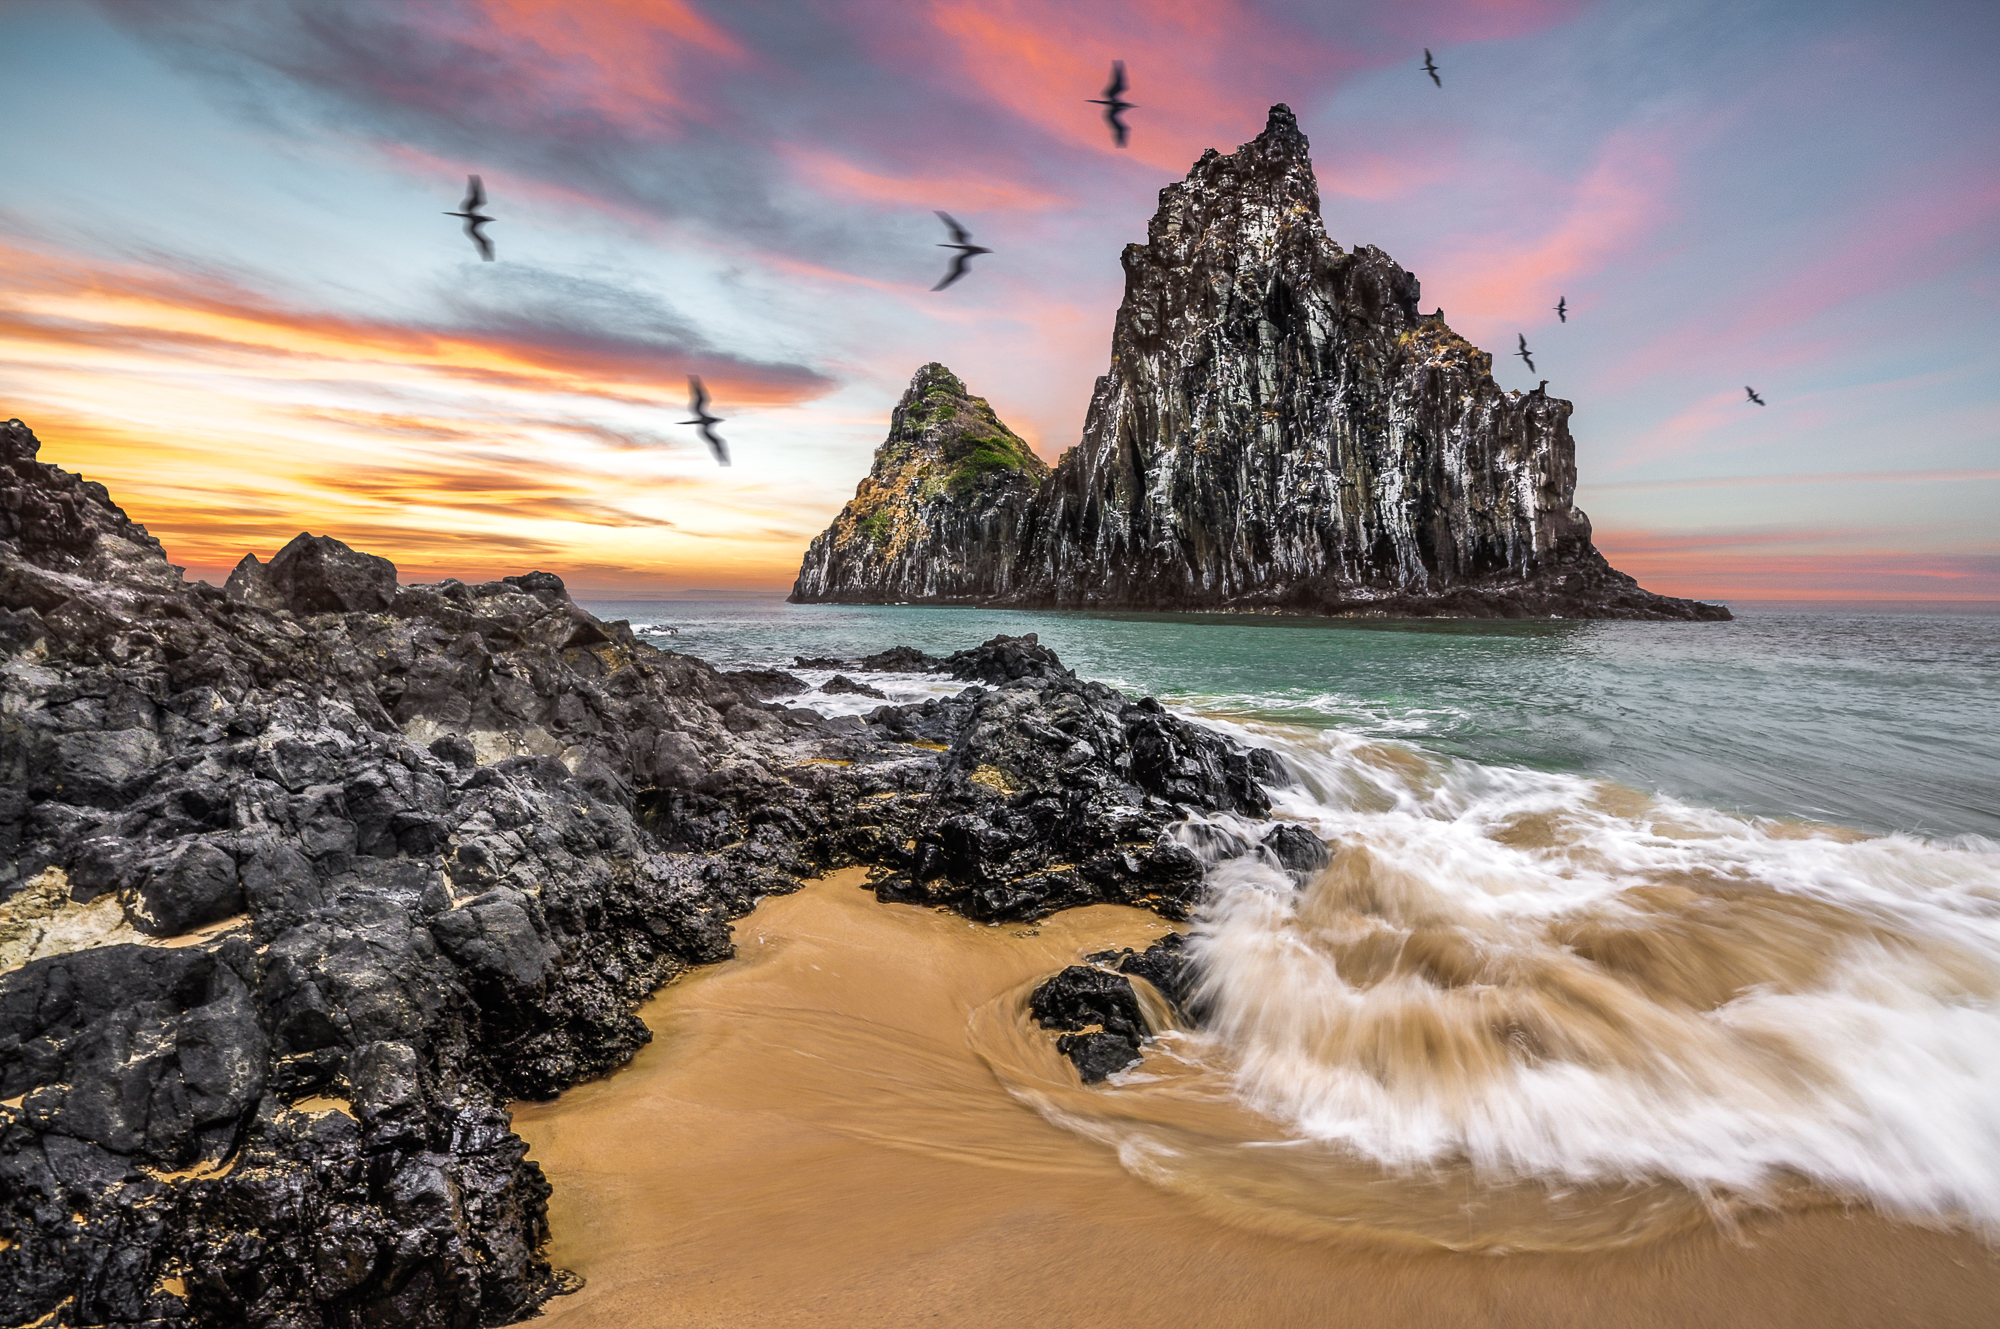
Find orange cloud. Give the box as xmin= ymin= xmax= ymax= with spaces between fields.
xmin=0 ymin=241 xmax=827 ymax=406
xmin=0 ymin=237 xmax=845 ymax=590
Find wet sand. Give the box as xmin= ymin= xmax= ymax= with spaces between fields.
xmin=509 ymin=870 xmax=2000 ymax=1329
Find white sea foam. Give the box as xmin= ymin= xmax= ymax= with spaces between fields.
xmin=1171 ymin=721 xmax=2000 ymax=1231
xmin=786 ymin=669 xmax=966 ymax=718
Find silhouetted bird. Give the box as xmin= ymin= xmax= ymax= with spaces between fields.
xmin=1745 ymin=386 xmax=1766 ymax=406
xmin=1516 ymin=334 xmax=1536 ymax=374
xmin=1088 ymin=61 xmax=1137 ymax=147
xmin=932 ymin=212 xmax=991 ymax=291
xmin=1423 ymin=50 xmax=1441 ymax=87
xmin=444 ymin=175 xmax=495 ymax=261
xmin=682 ymin=376 xmax=729 ymax=465
xmin=1555 ymin=295 xmax=1567 ymax=323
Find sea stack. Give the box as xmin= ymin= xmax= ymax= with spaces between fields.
xmin=794 ymin=105 xmax=1728 ymax=621
xmin=791 ymin=363 xmax=1048 ymax=603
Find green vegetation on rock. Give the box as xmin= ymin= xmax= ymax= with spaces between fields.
xmin=944 ymin=431 xmax=1041 ymax=498
xmin=855 ymin=507 xmax=892 ymax=546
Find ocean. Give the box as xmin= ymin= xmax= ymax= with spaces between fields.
xmin=575 ymin=598 xmax=2000 ymax=1250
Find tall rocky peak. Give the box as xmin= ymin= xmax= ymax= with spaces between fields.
xmin=796 ymin=106 xmax=1727 ymax=620
xmin=791 ymin=363 xmax=1048 ymax=603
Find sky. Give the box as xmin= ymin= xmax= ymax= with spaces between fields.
xmin=0 ymin=0 xmax=1995 ymax=601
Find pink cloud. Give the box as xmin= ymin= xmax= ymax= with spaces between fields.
xmin=458 ymin=0 xmax=742 ymax=126
xmin=925 ymin=0 xmax=1350 ymax=171
xmin=784 ymin=147 xmax=1069 ymax=212
xmin=1606 ymin=172 xmax=2000 ymax=393
xmin=1421 ymin=125 xmax=1682 ymax=322
xmin=1595 ymin=526 xmax=2000 ymax=599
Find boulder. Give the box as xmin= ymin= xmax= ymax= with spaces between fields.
xmin=263 ymin=533 xmax=398 ymax=615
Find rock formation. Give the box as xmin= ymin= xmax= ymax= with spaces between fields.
xmin=794 ymin=106 xmax=1728 ymax=622
xmin=791 ymin=363 xmax=1048 ymax=603
xmin=0 ymin=417 xmax=1284 ymax=1327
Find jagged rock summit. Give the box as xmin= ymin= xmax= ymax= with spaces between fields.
xmin=794 ymin=106 xmax=1728 ymax=621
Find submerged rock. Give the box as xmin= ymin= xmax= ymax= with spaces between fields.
xmin=794 ymin=109 xmax=1728 ymax=622
xmin=1032 ymin=934 xmax=1194 ymax=1082
xmin=721 ymin=667 xmax=809 ymax=700
xmin=820 ymin=674 xmax=888 ymax=699
xmin=0 ymin=417 xmax=1284 ymax=1327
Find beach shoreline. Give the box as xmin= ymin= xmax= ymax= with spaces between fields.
xmin=511 ymin=869 xmax=2000 ymax=1329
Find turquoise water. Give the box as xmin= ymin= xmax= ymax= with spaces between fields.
xmin=580 ymin=599 xmax=2000 ymax=841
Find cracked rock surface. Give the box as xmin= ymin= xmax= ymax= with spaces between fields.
xmin=0 ymin=418 xmax=1283 ymax=1327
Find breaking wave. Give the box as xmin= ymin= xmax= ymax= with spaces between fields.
xmin=1000 ymin=721 xmax=2000 ymax=1250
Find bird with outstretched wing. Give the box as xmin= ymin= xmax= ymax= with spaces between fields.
xmin=1087 ymin=61 xmax=1137 ymax=147
xmin=443 ymin=175 xmax=495 ymax=261
xmin=1745 ymin=386 xmax=1765 ymax=406
xmin=1423 ymin=50 xmax=1441 ymax=88
xmin=681 ymin=376 xmax=730 ymax=465
xmin=1516 ymin=334 xmax=1536 ymax=374
xmin=932 ymin=212 xmax=992 ymax=291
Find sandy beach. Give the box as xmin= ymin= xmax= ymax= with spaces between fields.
xmin=511 ymin=869 xmax=2000 ymax=1329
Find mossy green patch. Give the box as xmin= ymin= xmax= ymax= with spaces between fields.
xmin=944 ymin=432 xmax=1041 ymax=498
xmin=855 ymin=507 xmax=892 ymax=546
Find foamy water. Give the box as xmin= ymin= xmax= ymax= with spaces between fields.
xmin=1110 ymin=724 xmax=2000 ymax=1242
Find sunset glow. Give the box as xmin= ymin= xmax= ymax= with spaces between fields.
xmin=2 ymin=0 xmax=1994 ymax=599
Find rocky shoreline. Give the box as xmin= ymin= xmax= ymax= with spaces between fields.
xmin=0 ymin=418 xmax=1289 ymax=1328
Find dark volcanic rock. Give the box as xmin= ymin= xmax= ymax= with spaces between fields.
xmin=1033 ymin=934 xmax=1196 ymax=1082
xmin=820 ymin=674 xmax=888 ymax=699
xmin=721 ymin=667 xmax=808 ymax=700
xmin=263 ymin=533 xmax=398 ymax=615
xmin=1087 ymin=932 xmax=1196 ymax=1018
xmin=1259 ymin=823 xmax=1331 ymax=881
xmin=791 ymin=646 xmax=941 ymax=674
xmin=1029 ymin=965 xmax=1149 ymax=1083
xmin=792 ymin=110 xmax=1728 ymax=623
xmin=873 ymin=638 xmax=1282 ymax=922
xmin=0 ymin=418 xmax=1287 ymax=1327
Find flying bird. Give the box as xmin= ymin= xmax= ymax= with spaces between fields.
xmin=1423 ymin=50 xmax=1441 ymax=87
xmin=1554 ymin=295 xmax=1567 ymax=323
xmin=682 ymin=376 xmax=729 ymax=465
xmin=1516 ymin=334 xmax=1536 ymax=374
xmin=444 ymin=175 xmax=495 ymax=261
xmin=1745 ymin=386 xmax=1766 ymax=406
xmin=1088 ymin=61 xmax=1137 ymax=147
xmin=932 ymin=212 xmax=991 ymax=291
